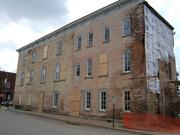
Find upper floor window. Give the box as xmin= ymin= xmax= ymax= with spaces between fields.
xmin=75 ymin=64 xmax=80 ymax=78
xmin=56 ymin=41 xmax=63 ymax=56
xmin=76 ymin=35 xmax=82 ymax=51
xmin=123 ymin=18 xmax=131 ymax=36
xmin=87 ymin=59 xmax=92 ymax=77
xmin=55 ymin=63 xmax=60 ymax=81
xmin=99 ymin=90 xmax=107 ymax=111
xmin=32 ymin=52 xmax=37 ymax=63
xmin=20 ymin=72 xmax=25 ymax=85
xmin=6 ymin=81 xmax=10 ymax=89
xmin=22 ymin=55 xmax=26 ymax=66
xmin=52 ymin=91 xmax=59 ymax=108
xmin=85 ymin=91 xmax=91 ymax=110
xmin=88 ymin=32 xmax=93 ymax=47
xmin=43 ymin=46 xmax=48 ymax=59
xmin=123 ymin=49 xmax=131 ymax=72
xmin=41 ymin=66 xmax=46 ymax=83
xmin=104 ymin=26 xmax=110 ymax=42
xmin=29 ymin=69 xmax=34 ymax=83
xmin=124 ymin=90 xmax=130 ymax=111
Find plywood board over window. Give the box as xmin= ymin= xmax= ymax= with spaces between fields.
xmin=99 ymin=53 xmax=108 ymax=76
xmin=43 ymin=46 xmax=48 ymax=59
xmin=60 ymin=64 xmax=66 ymax=81
xmin=70 ymin=89 xmax=80 ymax=116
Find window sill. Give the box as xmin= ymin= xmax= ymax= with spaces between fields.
xmin=84 ymin=108 xmax=91 ymax=111
xmin=98 ymin=74 xmax=108 ymax=78
xmin=54 ymin=79 xmax=66 ymax=82
xmin=75 ymin=76 xmax=80 ymax=79
xmin=121 ymin=71 xmax=131 ymax=75
xmin=103 ymin=40 xmax=110 ymax=44
xmin=87 ymin=45 xmax=93 ymax=48
xmin=75 ymin=49 xmax=81 ymax=52
xmin=42 ymin=57 xmax=48 ymax=60
xmin=99 ymin=109 xmax=107 ymax=113
xmin=31 ymin=61 xmax=36 ymax=64
xmin=122 ymin=34 xmax=131 ymax=38
xmin=85 ymin=76 xmax=93 ymax=79
xmin=40 ymin=81 xmax=46 ymax=84
xmin=26 ymin=82 xmax=33 ymax=85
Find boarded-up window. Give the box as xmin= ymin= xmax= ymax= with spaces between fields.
xmin=60 ymin=64 xmax=66 ymax=80
xmin=43 ymin=46 xmax=48 ymax=59
xmin=99 ymin=53 xmax=108 ymax=76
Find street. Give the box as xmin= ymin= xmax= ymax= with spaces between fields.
xmin=0 ymin=109 xmax=140 ymax=135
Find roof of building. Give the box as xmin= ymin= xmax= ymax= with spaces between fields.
xmin=17 ymin=0 xmax=174 ymax=52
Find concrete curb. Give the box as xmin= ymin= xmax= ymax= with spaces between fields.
xmin=10 ymin=109 xmax=160 ymax=135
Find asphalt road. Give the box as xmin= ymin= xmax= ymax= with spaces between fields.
xmin=0 ymin=109 xmax=140 ymax=135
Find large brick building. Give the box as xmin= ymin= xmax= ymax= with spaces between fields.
xmin=0 ymin=71 xmax=16 ymax=103
xmin=14 ymin=0 xmax=177 ymax=118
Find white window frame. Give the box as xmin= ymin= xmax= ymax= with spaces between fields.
xmin=55 ymin=63 xmax=61 ymax=81
xmin=75 ymin=64 xmax=80 ymax=78
xmin=85 ymin=91 xmax=91 ymax=110
xmin=99 ymin=90 xmax=107 ymax=112
xmin=52 ymin=91 xmax=59 ymax=108
xmin=41 ymin=66 xmax=46 ymax=82
xmin=124 ymin=90 xmax=130 ymax=112
xmin=123 ymin=49 xmax=131 ymax=73
xmin=87 ymin=59 xmax=92 ymax=77
xmin=88 ymin=32 xmax=93 ymax=47
xmin=123 ymin=18 xmax=131 ymax=37
xmin=32 ymin=52 xmax=37 ymax=63
xmin=56 ymin=41 xmax=63 ymax=56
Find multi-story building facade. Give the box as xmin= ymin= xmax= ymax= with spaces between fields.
xmin=0 ymin=71 xmax=16 ymax=103
xmin=14 ymin=0 xmax=177 ymax=118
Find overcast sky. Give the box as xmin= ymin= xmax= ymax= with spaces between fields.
xmin=0 ymin=0 xmax=180 ymax=75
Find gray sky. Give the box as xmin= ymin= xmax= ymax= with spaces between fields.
xmin=0 ymin=0 xmax=180 ymax=75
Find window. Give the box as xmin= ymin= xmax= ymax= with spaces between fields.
xmin=99 ymin=53 xmax=108 ymax=76
xmin=56 ymin=41 xmax=63 ymax=55
xmin=6 ymin=81 xmax=10 ymax=89
xmin=29 ymin=70 xmax=34 ymax=83
xmin=123 ymin=49 xmax=131 ymax=72
xmin=104 ymin=26 xmax=110 ymax=42
xmin=32 ymin=52 xmax=37 ymax=63
xmin=99 ymin=90 xmax=107 ymax=111
xmin=55 ymin=63 xmax=61 ymax=81
xmin=88 ymin=32 xmax=93 ymax=47
xmin=22 ymin=55 xmax=26 ymax=66
xmin=124 ymin=91 xmax=130 ymax=111
xmin=20 ymin=72 xmax=25 ymax=85
xmin=85 ymin=91 xmax=91 ymax=110
xmin=41 ymin=66 xmax=46 ymax=82
xmin=76 ymin=35 xmax=82 ymax=51
xmin=53 ymin=91 xmax=59 ymax=108
xmin=75 ymin=64 xmax=80 ymax=78
xmin=43 ymin=46 xmax=48 ymax=59
xmin=123 ymin=18 xmax=131 ymax=36
xmin=87 ymin=59 xmax=92 ymax=77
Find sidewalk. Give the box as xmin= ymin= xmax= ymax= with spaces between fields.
xmin=10 ymin=108 xmax=178 ymax=135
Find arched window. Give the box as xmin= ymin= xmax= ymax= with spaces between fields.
xmin=87 ymin=59 xmax=92 ymax=77
xmin=41 ymin=66 xmax=46 ymax=82
xmin=123 ymin=49 xmax=131 ymax=72
xmin=55 ymin=63 xmax=61 ymax=81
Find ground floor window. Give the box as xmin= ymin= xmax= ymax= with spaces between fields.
xmin=99 ymin=90 xmax=107 ymax=111
xmin=53 ymin=91 xmax=59 ymax=108
xmin=124 ymin=90 xmax=130 ymax=111
xmin=85 ymin=91 xmax=91 ymax=110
